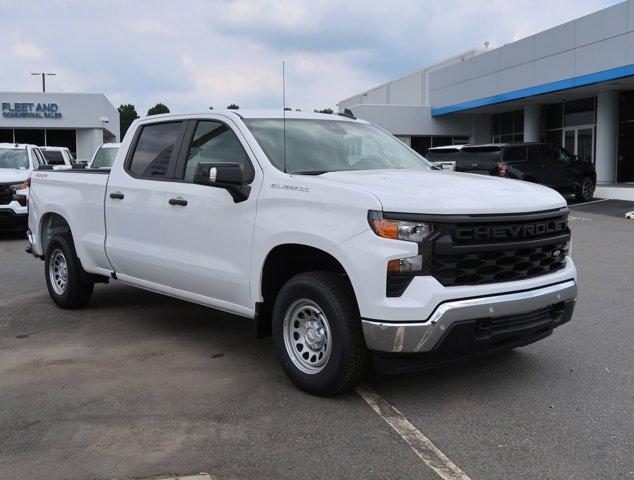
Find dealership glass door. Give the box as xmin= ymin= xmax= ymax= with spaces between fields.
xmin=563 ymin=126 xmax=594 ymax=164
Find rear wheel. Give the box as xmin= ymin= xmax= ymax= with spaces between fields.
xmin=272 ymin=271 xmax=368 ymax=396
xmin=44 ymin=234 xmax=94 ymax=308
xmin=575 ymin=177 xmax=595 ymax=202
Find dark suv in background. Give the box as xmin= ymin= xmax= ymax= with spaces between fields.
xmin=446 ymin=143 xmax=597 ymax=202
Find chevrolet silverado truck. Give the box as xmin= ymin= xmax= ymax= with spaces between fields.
xmin=1 ymin=143 xmax=48 ymax=230
xmin=26 ymin=111 xmax=577 ymax=395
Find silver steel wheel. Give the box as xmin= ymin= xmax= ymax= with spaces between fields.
xmin=49 ymin=248 xmax=69 ymax=295
xmin=582 ymin=179 xmax=594 ymax=200
xmin=283 ymin=298 xmax=332 ymax=375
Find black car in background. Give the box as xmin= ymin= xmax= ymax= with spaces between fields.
xmin=448 ymin=143 xmax=597 ymax=202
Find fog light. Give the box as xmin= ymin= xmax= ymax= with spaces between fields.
xmin=387 ymin=255 xmax=423 ymax=274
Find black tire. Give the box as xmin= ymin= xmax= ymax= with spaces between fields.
xmin=44 ymin=233 xmax=94 ymax=309
xmin=272 ymin=271 xmax=368 ymax=396
xmin=575 ymin=177 xmax=595 ymax=202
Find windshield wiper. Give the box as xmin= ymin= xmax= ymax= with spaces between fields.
xmin=293 ymin=170 xmax=329 ymax=175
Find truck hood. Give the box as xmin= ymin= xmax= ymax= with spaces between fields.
xmin=0 ymin=169 xmax=29 ymax=184
xmin=318 ymin=169 xmax=567 ymax=214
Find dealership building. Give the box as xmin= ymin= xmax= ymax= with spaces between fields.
xmin=338 ymin=0 xmax=634 ymax=194
xmin=0 ymin=92 xmax=119 ymax=160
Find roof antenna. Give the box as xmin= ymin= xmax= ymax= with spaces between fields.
xmin=282 ymin=60 xmax=287 ymax=173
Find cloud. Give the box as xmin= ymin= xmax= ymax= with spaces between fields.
xmin=0 ymin=0 xmax=620 ymax=113
xmin=129 ymin=19 xmax=175 ymax=37
xmin=10 ymin=42 xmax=43 ymax=61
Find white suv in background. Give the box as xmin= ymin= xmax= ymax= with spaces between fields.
xmin=89 ymin=143 xmax=120 ymax=169
xmin=0 ymin=143 xmax=46 ymax=230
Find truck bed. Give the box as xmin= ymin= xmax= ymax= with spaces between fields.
xmin=29 ymin=169 xmax=112 ymax=275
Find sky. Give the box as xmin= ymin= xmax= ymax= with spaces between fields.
xmin=0 ymin=0 xmax=621 ymax=115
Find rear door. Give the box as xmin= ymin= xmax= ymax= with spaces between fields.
xmin=161 ymin=117 xmax=261 ymax=311
xmin=105 ymin=120 xmax=186 ymax=286
xmin=537 ymin=144 xmax=567 ymax=188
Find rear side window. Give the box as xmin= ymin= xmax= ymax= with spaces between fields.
xmin=504 ymin=146 xmax=527 ymax=162
xmin=92 ymin=147 xmax=119 ymax=168
xmin=182 ymin=121 xmax=254 ymax=182
xmin=42 ymin=150 xmax=65 ymax=165
xmin=128 ymin=122 xmax=183 ymax=179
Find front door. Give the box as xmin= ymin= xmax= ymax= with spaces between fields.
xmin=105 ymin=120 xmax=185 ymax=286
xmin=161 ymin=118 xmax=261 ymax=313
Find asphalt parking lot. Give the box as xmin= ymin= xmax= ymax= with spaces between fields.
xmin=1 ymin=204 xmax=632 ymax=480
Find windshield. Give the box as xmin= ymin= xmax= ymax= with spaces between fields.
xmin=245 ymin=119 xmax=430 ymax=173
xmin=42 ymin=150 xmax=66 ymax=165
xmin=0 ymin=148 xmax=29 ymax=169
xmin=91 ymin=147 xmax=118 ymax=168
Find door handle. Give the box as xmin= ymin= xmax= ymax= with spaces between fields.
xmin=168 ymin=197 xmax=188 ymax=206
xmin=109 ymin=191 xmax=124 ymax=200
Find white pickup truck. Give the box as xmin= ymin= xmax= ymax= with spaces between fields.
xmin=1 ymin=143 xmax=48 ymax=230
xmin=27 ymin=111 xmax=577 ymax=395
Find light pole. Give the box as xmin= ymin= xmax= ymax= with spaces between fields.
xmin=30 ymin=72 xmax=56 ymax=92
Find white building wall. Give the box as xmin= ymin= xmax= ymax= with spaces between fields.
xmin=76 ymin=128 xmax=104 ymax=161
xmin=429 ymin=1 xmax=634 ymax=111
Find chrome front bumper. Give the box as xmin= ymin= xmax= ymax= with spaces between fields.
xmin=362 ymin=280 xmax=577 ymax=353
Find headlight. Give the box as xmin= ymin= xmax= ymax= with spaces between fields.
xmin=9 ymin=182 xmax=28 ymax=206
xmin=368 ymin=210 xmax=435 ymax=243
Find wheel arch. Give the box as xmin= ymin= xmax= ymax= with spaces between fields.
xmin=39 ymin=212 xmax=73 ymax=255
xmin=256 ymin=243 xmax=358 ymax=336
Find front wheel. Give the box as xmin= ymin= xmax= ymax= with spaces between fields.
xmin=44 ymin=234 xmax=94 ymax=309
xmin=575 ymin=177 xmax=595 ymax=202
xmin=272 ymin=271 xmax=368 ymax=396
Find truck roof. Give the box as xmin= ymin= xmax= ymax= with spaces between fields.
xmin=139 ymin=110 xmax=363 ymax=122
xmin=0 ymin=143 xmax=37 ymax=149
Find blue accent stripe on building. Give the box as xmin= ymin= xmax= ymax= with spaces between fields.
xmin=431 ymin=65 xmax=634 ymax=116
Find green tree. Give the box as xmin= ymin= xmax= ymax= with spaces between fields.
xmin=227 ymin=104 xmax=239 ymax=110
xmin=147 ymin=102 xmax=170 ymax=116
xmin=118 ymin=104 xmax=139 ymax=139
xmin=314 ymin=108 xmax=334 ymax=114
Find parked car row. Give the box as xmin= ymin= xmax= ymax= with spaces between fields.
xmin=0 ymin=142 xmax=120 ymax=230
xmin=426 ymin=142 xmax=597 ymax=202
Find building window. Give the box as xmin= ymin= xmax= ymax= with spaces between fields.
xmin=544 ymin=97 xmax=596 ymax=165
xmin=14 ymin=129 xmax=45 ymax=146
xmin=564 ymin=98 xmax=595 ymax=127
xmin=618 ymin=91 xmax=634 ymax=182
xmin=410 ymin=135 xmax=469 ymax=156
xmin=0 ymin=129 xmax=13 ymax=143
xmin=46 ymin=129 xmax=77 ymax=155
xmin=491 ymin=110 xmax=523 ymax=143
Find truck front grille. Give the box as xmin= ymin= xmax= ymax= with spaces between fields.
xmin=428 ymin=209 xmax=570 ymax=288
xmin=0 ymin=184 xmax=12 ymax=204
xmin=432 ymin=242 xmax=568 ymax=286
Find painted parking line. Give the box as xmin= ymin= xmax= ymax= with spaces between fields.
xmin=356 ymin=384 xmax=471 ymax=480
xmin=570 ymin=198 xmax=609 ymax=206
xmin=142 ymin=474 xmax=211 ymax=480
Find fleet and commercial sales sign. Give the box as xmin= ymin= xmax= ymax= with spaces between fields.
xmin=1 ymin=102 xmax=62 ymax=119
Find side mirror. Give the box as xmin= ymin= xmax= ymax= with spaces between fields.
xmin=193 ymin=162 xmax=250 ymax=203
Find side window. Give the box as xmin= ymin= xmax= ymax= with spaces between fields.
xmin=128 ymin=122 xmax=183 ymax=179
xmin=526 ymin=145 xmax=541 ymax=162
xmin=183 ymin=120 xmax=254 ymax=183
xmin=536 ymin=145 xmax=552 ymax=162
xmin=553 ymin=146 xmax=573 ymax=162
xmin=504 ymin=146 xmax=526 ymax=162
